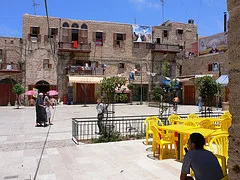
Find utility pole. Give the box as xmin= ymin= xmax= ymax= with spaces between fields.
xmin=140 ymin=63 xmax=143 ymax=105
xmin=160 ymin=0 xmax=164 ymax=23
xmin=32 ymin=0 xmax=40 ymax=15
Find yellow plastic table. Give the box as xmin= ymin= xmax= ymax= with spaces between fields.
xmin=158 ymin=125 xmax=199 ymax=160
xmin=158 ymin=125 xmax=216 ymax=161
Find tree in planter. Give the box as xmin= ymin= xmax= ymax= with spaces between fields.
xmin=97 ymin=77 xmax=126 ymax=141
xmin=196 ymin=76 xmax=222 ymax=116
xmin=152 ymin=86 xmax=168 ymax=118
xmin=12 ymin=83 xmax=25 ymax=109
xmin=127 ymin=83 xmax=134 ymax=104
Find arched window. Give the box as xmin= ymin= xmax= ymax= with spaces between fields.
xmin=62 ymin=22 xmax=69 ymax=27
xmin=72 ymin=23 xmax=79 ymax=28
xmin=81 ymin=23 xmax=88 ymax=29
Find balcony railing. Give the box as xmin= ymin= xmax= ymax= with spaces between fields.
xmin=0 ymin=62 xmax=21 ymax=72
xmin=59 ymin=42 xmax=91 ymax=52
xmin=67 ymin=66 xmax=104 ymax=75
xmin=152 ymin=43 xmax=180 ymax=53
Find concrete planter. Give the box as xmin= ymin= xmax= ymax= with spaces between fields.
xmin=222 ymin=102 xmax=229 ymax=111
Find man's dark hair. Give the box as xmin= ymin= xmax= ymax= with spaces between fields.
xmin=190 ymin=133 xmax=205 ymax=149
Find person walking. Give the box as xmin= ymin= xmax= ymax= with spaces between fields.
xmin=35 ymin=93 xmax=47 ymax=127
xmin=197 ymin=96 xmax=203 ymax=112
xmin=180 ymin=133 xmax=223 ymax=180
xmin=96 ymin=99 xmax=104 ymax=134
xmin=44 ymin=92 xmax=54 ymax=125
xmin=173 ymin=96 xmax=179 ymax=113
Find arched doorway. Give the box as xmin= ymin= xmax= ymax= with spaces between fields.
xmin=0 ymin=78 xmax=17 ymax=106
xmin=35 ymin=80 xmax=50 ymax=94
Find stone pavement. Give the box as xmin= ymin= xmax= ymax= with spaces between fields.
xmin=0 ymin=103 xmax=221 ymax=179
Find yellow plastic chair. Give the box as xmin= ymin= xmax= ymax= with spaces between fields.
xmin=187 ymin=113 xmax=199 ymax=119
xmin=209 ymin=134 xmax=229 ymax=161
xmin=215 ymin=154 xmax=228 ymax=180
xmin=168 ymin=114 xmax=181 ymax=124
xmin=198 ymin=119 xmax=215 ymax=129
xmin=220 ymin=114 xmax=231 ymax=120
xmin=151 ymin=124 xmax=177 ymax=160
xmin=183 ymin=121 xmax=197 ymax=127
xmin=144 ymin=116 xmax=162 ymax=145
xmin=223 ymin=110 xmax=232 ymax=118
xmin=220 ymin=118 xmax=232 ymax=131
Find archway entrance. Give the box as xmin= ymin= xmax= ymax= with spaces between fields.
xmin=0 ymin=78 xmax=17 ymax=106
xmin=35 ymin=80 xmax=50 ymax=94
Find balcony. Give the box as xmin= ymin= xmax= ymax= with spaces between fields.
xmin=59 ymin=42 xmax=91 ymax=53
xmin=67 ymin=66 xmax=104 ymax=76
xmin=152 ymin=44 xmax=180 ymax=53
xmin=0 ymin=62 xmax=21 ymax=73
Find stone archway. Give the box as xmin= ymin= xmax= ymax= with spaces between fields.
xmin=35 ymin=80 xmax=50 ymax=94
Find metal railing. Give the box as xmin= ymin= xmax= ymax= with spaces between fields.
xmin=72 ymin=111 xmax=223 ymax=144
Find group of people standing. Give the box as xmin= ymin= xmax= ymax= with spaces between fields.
xmin=35 ymin=92 xmax=54 ymax=127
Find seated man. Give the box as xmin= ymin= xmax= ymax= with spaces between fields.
xmin=180 ymin=133 xmax=223 ymax=180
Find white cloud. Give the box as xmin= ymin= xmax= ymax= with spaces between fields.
xmin=129 ymin=0 xmax=160 ymax=10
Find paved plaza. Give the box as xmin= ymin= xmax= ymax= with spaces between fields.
xmin=0 ymin=103 xmax=219 ymax=180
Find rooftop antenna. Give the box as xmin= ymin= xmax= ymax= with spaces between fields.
xmin=32 ymin=0 xmax=40 ymax=15
xmin=160 ymin=0 xmax=164 ymax=23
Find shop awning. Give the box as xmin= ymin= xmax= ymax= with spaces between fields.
xmin=216 ymin=75 xmax=228 ymax=86
xmin=68 ymin=76 xmax=103 ymax=84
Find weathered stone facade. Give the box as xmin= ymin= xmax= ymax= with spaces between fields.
xmin=227 ymin=0 xmax=240 ymax=179
xmin=22 ymin=14 xmax=197 ymax=103
xmin=0 ymin=37 xmax=23 ymax=105
xmin=0 ymin=37 xmax=23 ymax=82
xmin=182 ymin=52 xmax=229 ymax=77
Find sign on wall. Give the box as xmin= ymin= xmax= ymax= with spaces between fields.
xmin=132 ymin=25 xmax=152 ymax=43
xmin=198 ymin=32 xmax=228 ymax=56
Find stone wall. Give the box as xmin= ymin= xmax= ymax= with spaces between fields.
xmin=227 ymin=0 xmax=240 ymax=179
xmin=0 ymin=37 xmax=23 ymax=83
xmin=181 ymin=52 xmax=229 ymax=77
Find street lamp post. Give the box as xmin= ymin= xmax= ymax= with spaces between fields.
xmin=140 ymin=63 xmax=143 ymax=105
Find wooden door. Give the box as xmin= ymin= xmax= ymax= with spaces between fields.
xmin=76 ymin=83 xmax=96 ymax=104
xmin=0 ymin=83 xmax=15 ymax=106
xmin=184 ymin=85 xmax=195 ymax=105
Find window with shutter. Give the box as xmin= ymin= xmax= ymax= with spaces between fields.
xmin=62 ymin=22 xmax=69 ymax=27
xmin=114 ymin=33 xmax=125 ymax=48
xmin=72 ymin=23 xmax=79 ymax=28
xmin=95 ymin=32 xmax=103 ymax=46
xmin=208 ymin=64 xmax=213 ymax=71
xmin=30 ymin=27 xmax=40 ymax=42
xmin=163 ymin=30 xmax=168 ymax=38
xmin=43 ymin=59 xmax=50 ymax=69
xmin=81 ymin=24 xmax=88 ymax=29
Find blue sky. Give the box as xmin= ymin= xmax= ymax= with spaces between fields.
xmin=0 ymin=0 xmax=227 ymax=38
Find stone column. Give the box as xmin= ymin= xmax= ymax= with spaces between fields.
xmin=228 ymin=0 xmax=240 ymax=179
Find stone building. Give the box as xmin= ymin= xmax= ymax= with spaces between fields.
xmin=0 ymin=37 xmax=23 ymax=105
xmin=22 ymin=14 xmax=197 ymax=104
xmin=180 ymin=31 xmax=229 ymax=105
xmin=228 ymin=0 xmax=240 ymax=179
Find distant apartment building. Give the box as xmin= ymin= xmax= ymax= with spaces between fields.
xmin=19 ymin=14 xmax=198 ymax=105
xmin=0 ymin=37 xmax=23 ymax=105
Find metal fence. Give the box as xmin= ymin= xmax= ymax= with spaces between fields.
xmin=72 ymin=111 xmax=223 ymax=144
